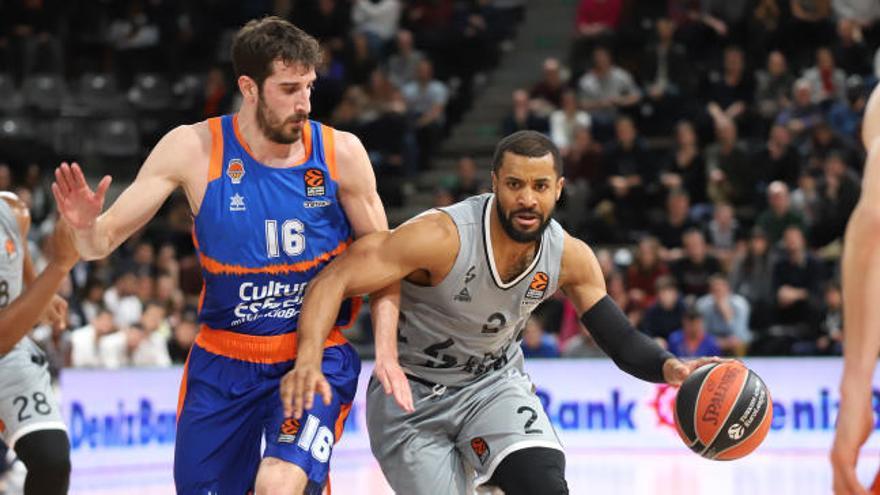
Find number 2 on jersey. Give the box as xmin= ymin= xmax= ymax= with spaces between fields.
xmin=266 ymin=219 xmax=305 ymax=258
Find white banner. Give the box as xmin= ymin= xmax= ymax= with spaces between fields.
xmin=60 ymin=357 xmax=880 ymax=491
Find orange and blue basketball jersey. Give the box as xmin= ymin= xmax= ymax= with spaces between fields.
xmin=174 ymin=114 xmax=361 ymax=495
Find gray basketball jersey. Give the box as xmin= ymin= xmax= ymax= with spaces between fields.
xmin=398 ymin=193 xmax=565 ymax=386
xmin=0 ymin=199 xmax=23 ymax=308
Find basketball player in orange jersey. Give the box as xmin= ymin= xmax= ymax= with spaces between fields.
xmin=51 ymin=17 xmax=412 ymax=495
xmin=0 ymin=191 xmax=76 ymax=495
xmin=831 ymin=82 xmax=880 ymax=495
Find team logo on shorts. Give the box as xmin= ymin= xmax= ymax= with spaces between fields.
xmin=227 ymin=159 xmax=245 ymax=184
xmin=304 ymin=168 xmax=326 ymax=197
xmin=525 ymin=272 xmax=549 ymax=300
xmin=278 ymin=417 xmax=301 ymax=444
xmin=471 ymin=437 xmax=490 ymax=465
xmin=4 ymin=238 xmax=15 ymax=259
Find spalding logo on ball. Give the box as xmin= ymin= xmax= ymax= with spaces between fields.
xmin=673 ymin=361 xmax=772 ymax=460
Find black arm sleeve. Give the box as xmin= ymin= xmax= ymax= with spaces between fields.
xmin=580 ymin=296 xmax=675 ymax=383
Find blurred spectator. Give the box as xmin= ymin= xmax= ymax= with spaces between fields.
xmin=787 ymin=0 xmax=834 ymax=65
xmin=79 ymin=279 xmax=106 ymax=325
xmin=403 ymin=59 xmax=448 ymax=169
xmin=530 ymin=57 xmax=566 ymax=111
xmin=755 ymin=51 xmax=795 ymax=120
xmin=602 ymin=116 xmax=652 ymax=234
xmin=671 ymin=228 xmax=723 ymax=297
xmin=792 ymin=281 xmax=843 ymax=355
xmin=640 ymin=275 xmax=686 ymax=345
xmin=775 ymin=78 xmax=824 ymax=139
xmin=107 ymin=0 xmax=162 ymax=84
xmin=295 ymin=0 xmax=351 ymax=53
xmin=706 ymin=119 xmax=756 ymax=211
xmin=128 ymin=301 xmax=172 ymax=367
xmin=811 ymin=153 xmax=860 ymax=247
xmin=104 ymin=270 xmax=143 ymax=328
xmin=351 ymin=0 xmax=402 ymax=56
xmin=22 ymin=163 xmax=51 ymax=227
xmin=386 ymin=30 xmax=425 ymax=88
xmin=756 ymin=124 xmax=800 ymax=188
xmin=563 ymin=126 xmax=604 ymax=186
xmin=625 ymin=236 xmax=669 ymax=308
xmin=705 ymin=202 xmax=741 ymax=269
xmin=696 ymin=274 xmax=752 ymax=355
xmin=167 ymin=307 xmax=198 ymax=364
xmin=801 ymin=121 xmax=859 ymax=173
xmin=577 ymin=46 xmax=641 ymax=134
xmin=0 ymin=164 xmax=13 ymax=192
xmin=827 ymin=76 xmax=868 ymax=140
xmin=770 ymin=226 xmax=825 ymax=340
xmin=791 ymin=171 xmax=822 ymax=226
xmin=501 ymin=88 xmax=548 ymax=135
xmin=730 ymin=227 xmax=777 ymax=332
xmin=755 ymin=181 xmax=807 ymax=245
xmin=660 ymin=121 xmax=707 ymax=205
xmin=549 ymin=89 xmax=591 ymax=154
xmin=704 ymin=46 xmax=754 ymax=125
xmin=652 ymin=188 xmax=698 ymax=255
xmin=833 ymin=18 xmax=872 ymax=76
xmin=446 ymin=156 xmax=485 ymax=201
xmin=571 ymin=0 xmax=622 ymax=74
xmin=198 ymin=66 xmax=233 ymax=120
xmin=639 ymin=17 xmax=690 ymax=134
xmin=345 ymin=32 xmax=378 ymax=86
xmin=666 ymin=307 xmax=722 ymax=358
xmin=70 ymin=308 xmax=126 ymax=369
xmin=432 ymin=187 xmax=455 ymax=207
xmin=521 ymin=316 xmax=560 ymax=358
xmin=3 ymin=0 xmax=64 ymax=79
xmin=801 ymin=47 xmax=846 ymax=103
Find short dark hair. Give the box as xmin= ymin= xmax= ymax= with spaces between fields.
xmin=492 ymin=131 xmax=561 ymax=175
xmin=231 ymin=17 xmax=322 ymax=90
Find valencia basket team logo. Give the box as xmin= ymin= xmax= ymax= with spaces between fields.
xmin=227 ymin=159 xmax=245 ymax=184
xmin=304 ymin=168 xmax=326 ymax=197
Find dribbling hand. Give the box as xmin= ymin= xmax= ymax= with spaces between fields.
xmin=663 ymin=356 xmax=725 ymax=387
xmin=280 ymin=361 xmax=333 ymax=419
xmin=51 ymin=162 xmax=111 ymax=230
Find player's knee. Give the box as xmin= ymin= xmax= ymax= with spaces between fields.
xmin=14 ymin=429 xmax=71 ymax=489
xmin=255 ymin=457 xmax=309 ymax=495
xmin=488 ymin=447 xmax=568 ymax=495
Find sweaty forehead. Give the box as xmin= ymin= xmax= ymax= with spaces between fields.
xmin=267 ymin=60 xmax=316 ymax=82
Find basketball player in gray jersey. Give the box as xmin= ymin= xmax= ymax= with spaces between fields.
xmin=283 ymin=131 xmax=718 ymax=494
xmin=0 ymin=192 xmax=78 ymax=495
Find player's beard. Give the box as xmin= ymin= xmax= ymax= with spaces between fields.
xmin=256 ymin=95 xmax=308 ymax=144
xmin=495 ymin=199 xmax=553 ymax=244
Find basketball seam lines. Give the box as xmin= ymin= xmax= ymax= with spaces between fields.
xmin=699 ymin=367 xmax=749 ymax=457
xmin=712 ymin=381 xmax=771 ymax=459
xmin=690 ymin=363 xmax=718 ymax=449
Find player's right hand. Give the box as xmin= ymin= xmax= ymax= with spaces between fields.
xmin=280 ymin=362 xmax=333 ymax=419
xmin=51 ymin=162 xmax=111 ymax=230
xmin=831 ymin=381 xmax=873 ymax=495
xmin=46 ymin=218 xmax=80 ymax=271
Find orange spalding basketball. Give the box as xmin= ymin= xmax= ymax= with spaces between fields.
xmin=673 ymin=361 xmax=772 ymax=460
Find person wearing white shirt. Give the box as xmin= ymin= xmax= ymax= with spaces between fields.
xmin=549 ymin=89 xmax=591 ymax=153
xmin=70 ymin=309 xmax=127 ymax=369
xmin=128 ymin=301 xmax=172 ymax=367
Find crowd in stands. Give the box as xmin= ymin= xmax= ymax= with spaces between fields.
xmin=2 ymin=0 xmax=879 ymax=371
xmin=516 ymin=0 xmax=877 ymax=361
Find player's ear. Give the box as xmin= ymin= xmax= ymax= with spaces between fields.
xmin=555 ymin=176 xmax=565 ymax=201
xmin=238 ymin=76 xmax=258 ymax=102
xmin=491 ymin=171 xmax=497 ymax=193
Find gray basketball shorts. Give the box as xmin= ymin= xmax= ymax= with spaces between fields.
xmin=0 ymin=339 xmax=66 ymax=449
xmin=366 ymin=366 xmax=563 ymax=494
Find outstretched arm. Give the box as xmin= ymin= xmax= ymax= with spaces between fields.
xmin=335 ymin=130 xmax=410 ymax=412
xmin=559 ymin=234 xmax=717 ymax=384
xmin=52 ymin=124 xmax=204 ymax=260
xmin=831 ymin=85 xmax=880 ymax=495
xmin=0 ymin=219 xmax=78 ymax=354
xmin=281 ymin=212 xmax=457 ymax=418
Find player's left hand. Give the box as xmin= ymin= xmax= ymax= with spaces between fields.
xmin=373 ymin=358 xmax=414 ymax=413
xmin=40 ymin=294 xmax=68 ymax=331
xmin=663 ymin=356 xmax=725 ymax=387
xmin=280 ymin=361 xmax=333 ymax=419
xmin=831 ymin=380 xmax=874 ymax=495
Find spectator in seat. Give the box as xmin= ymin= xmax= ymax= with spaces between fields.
xmin=666 ymin=307 xmax=722 ymax=358
xmin=530 ymin=57 xmax=566 ymax=111
xmin=671 ymin=228 xmax=723 ymax=298
xmin=521 ymin=316 xmax=560 ymax=358
xmin=549 ymin=89 xmax=591 ymax=154
xmin=501 ymin=88 xmax=548 ymax=136
xmin=577 ymin=46 xmax=641 ymax=136
xmin=640 ymin=275 xmax=686 ymax=346
xmin=695 ymin=274 xmax=752 ymax=356
xmin=755 ymin=181 xmax=807 ymax=246
xmin=403 ymin=59 xmax=449 ymax=170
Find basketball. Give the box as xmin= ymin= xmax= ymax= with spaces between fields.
xmin=674 ymin=361 xmax=773 ymax=461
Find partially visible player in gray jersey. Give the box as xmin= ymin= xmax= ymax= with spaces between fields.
xmin=0 ymin=192 xmax=78 ymax=495
xmin=283 ymin=131 xmax=719 ymax=494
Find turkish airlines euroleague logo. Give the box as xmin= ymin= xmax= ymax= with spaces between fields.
xmin=526 ymin=271 xmax=549 ymax=300
xmin=470 ymin=437 xmax=490 ymax=465
xmin=304 ymin=168 xmax=325 ymax=197
xmin=278 ymin=417 xmax=301 ymax=444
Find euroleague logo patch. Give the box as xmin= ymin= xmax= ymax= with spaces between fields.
xmin=4 ymin=238 xmax=15 ymax=259
xmin=227 ymin=159 xmax=245 ymax=184
xmin=278 ymin=417 xmax=301 ymax=444
xmin=525 ymin=271 xmax=549 ymax=300
xmin=304 ymin=168 xmax=326 ymax=197
xmin=470 ymin=437 xmax=490 ymax=465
